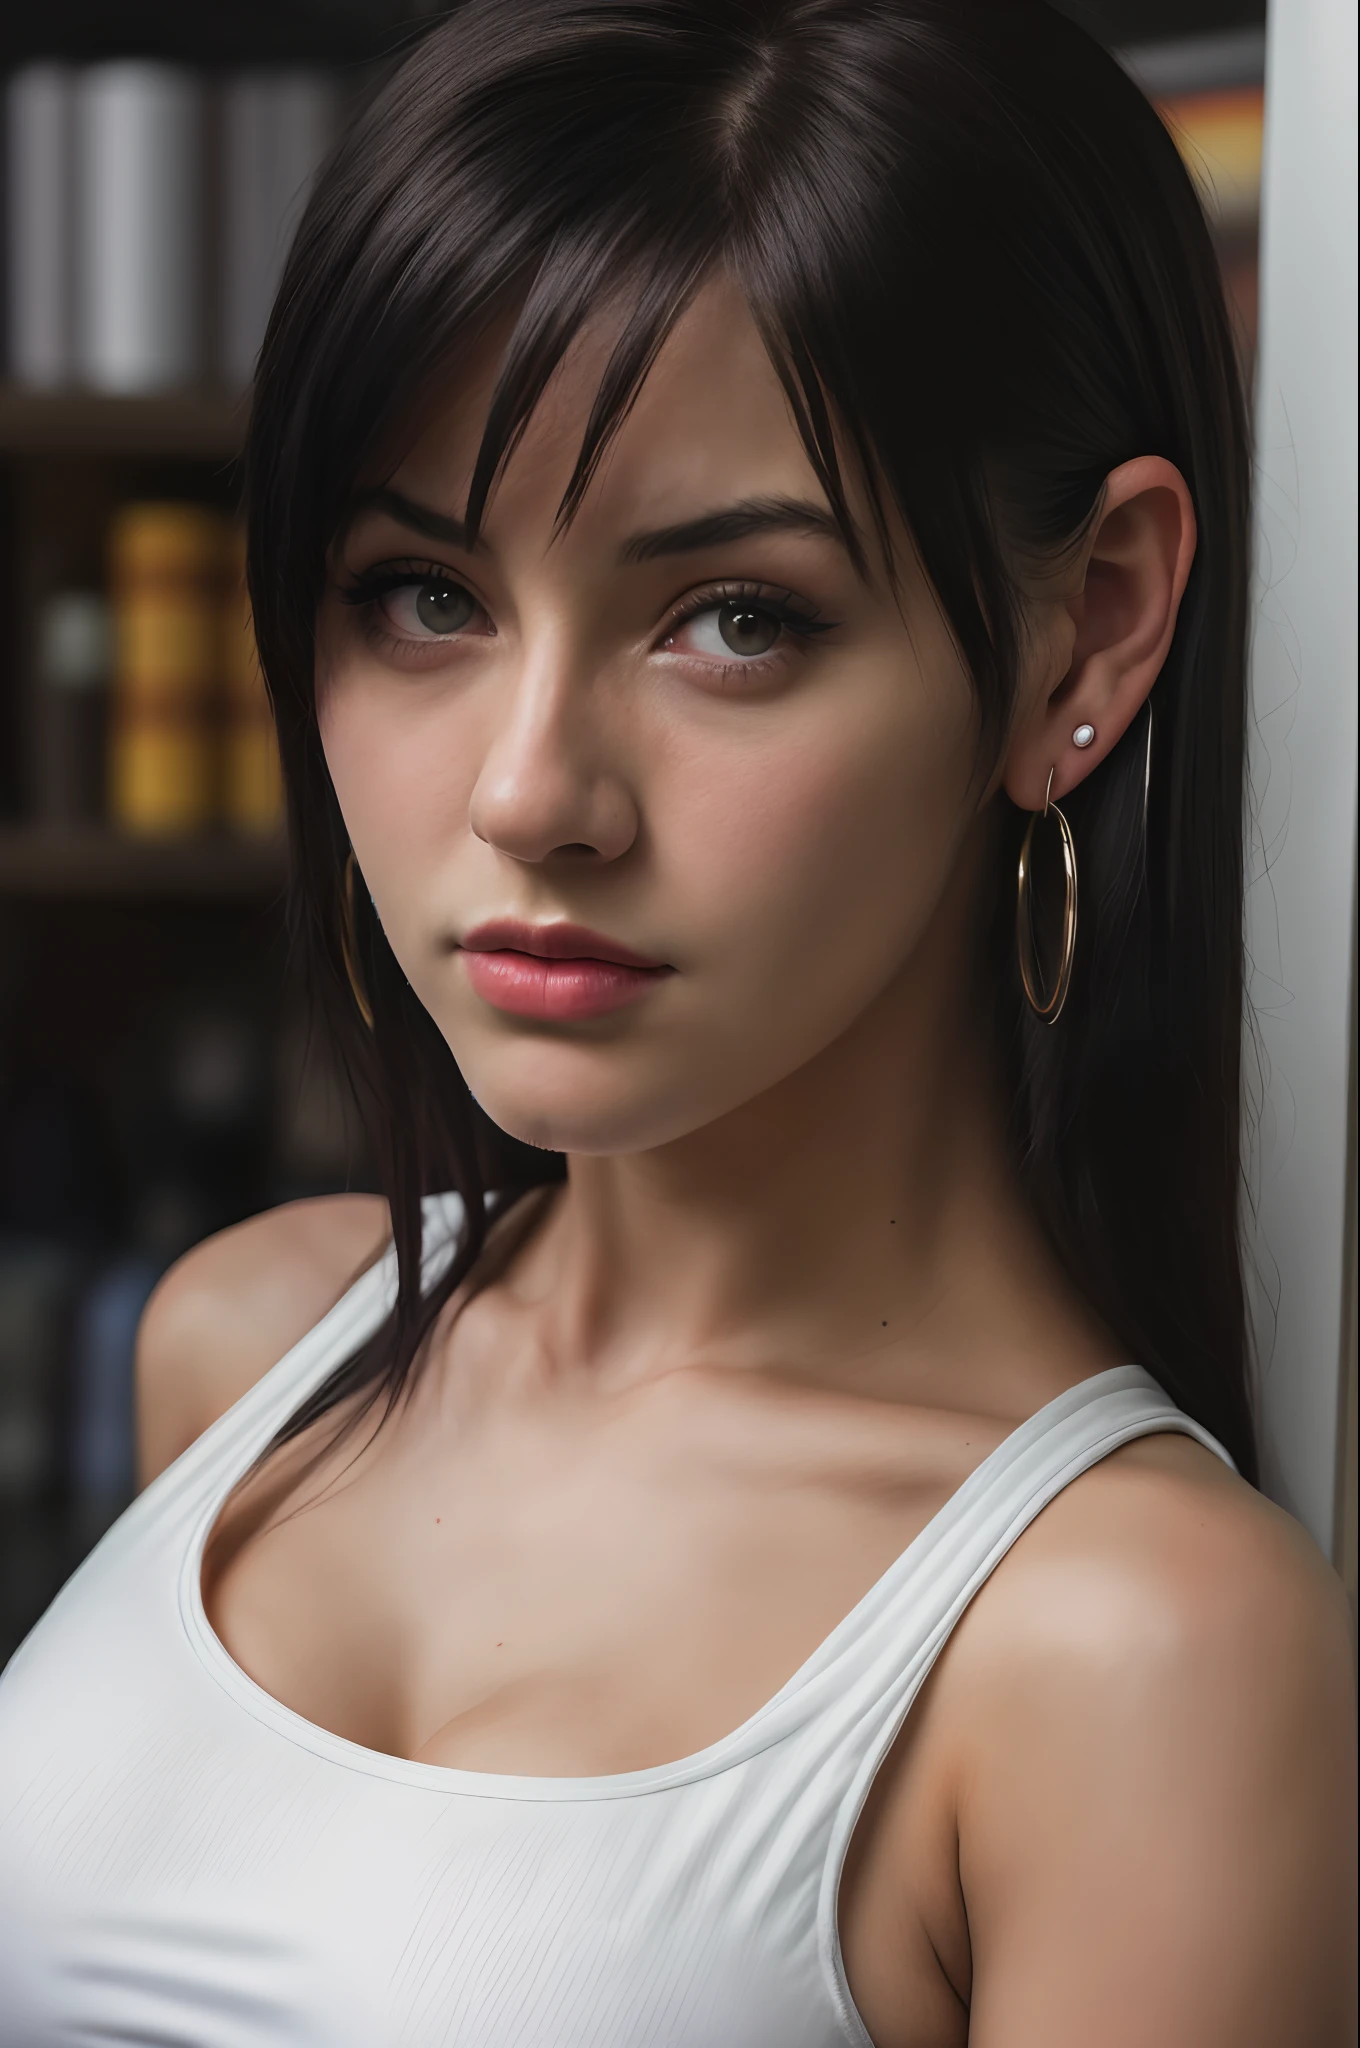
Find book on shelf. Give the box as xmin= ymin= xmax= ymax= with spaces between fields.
xmin=221 ymin=72 xmax=339 ymax=391
xmin=75 ymin=64 xmax=203 ymax=396
xmin=94 ymin=502 xmax=283 ymax=841
xmin=30 ymin=592 xmax=112 ymax=827
xmin=4 ymin=65 xmax=73 ymax=389
xmin=108 ymin=503 xmax=225 ymax=838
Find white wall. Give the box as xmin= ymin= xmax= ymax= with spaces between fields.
xmin=1246 ymin=0 xmax=1358 ymax=1557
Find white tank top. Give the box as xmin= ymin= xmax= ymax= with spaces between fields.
xmin=0 ymin=1194 xmax=1232 ymax=2048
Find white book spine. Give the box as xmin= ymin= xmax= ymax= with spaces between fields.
xmin=74 ymin=63 xmax=202 ymax=394
xmin=221 ymin=71 xmax=337 ymax=391
xmin=5 ymin=64 xmax=73 ymax=388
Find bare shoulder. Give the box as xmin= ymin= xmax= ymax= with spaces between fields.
xmin=937 ymin=1428 xmax=1356 ymax=2045
xmin=135 ymin=1193 xmax=391 ymax=1486
xmin=968 ymin=1426 xmax=1352 ymax=1681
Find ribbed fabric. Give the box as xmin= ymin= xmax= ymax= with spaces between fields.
xmin=0 ymin=1194 xmax=1232 ymax=2047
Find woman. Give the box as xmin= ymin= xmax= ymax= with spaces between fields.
xmin=0 ymin=2 xmax=1353 ymax=2042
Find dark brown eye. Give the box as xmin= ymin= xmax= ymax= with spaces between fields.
xmin=716 ymin=603 xmax=780 ymax=657
xmin=413 ymin=579 xmax=475 ymax=634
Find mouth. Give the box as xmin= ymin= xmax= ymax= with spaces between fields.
xmin=458 ymin=920 xmax=674 ymax=1022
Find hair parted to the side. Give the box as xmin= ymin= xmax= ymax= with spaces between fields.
xmin=246 ymin=0 xmax=1257 ymax=1479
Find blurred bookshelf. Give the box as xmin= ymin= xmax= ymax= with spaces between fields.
xmin=0 ymin=825 xmax=286 ymax=899
xmin=0 ymin=8 xmax=371 ymax=1657
xmin=0 ymin=388 xmax=247 ymax=459
xmin=0 ymin=0 xmax=1269 ymax=1666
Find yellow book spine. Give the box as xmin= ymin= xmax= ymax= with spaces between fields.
xmin=108 ymin=503 xmax=227 ymax=838
xmin=109 ymin=715 xmax=215 ymax=836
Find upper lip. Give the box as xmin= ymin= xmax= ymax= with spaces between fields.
xmin=460 ymin=919 xmax=670 ymax=970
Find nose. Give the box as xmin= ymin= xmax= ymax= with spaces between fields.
xmin=467 ymin=644 xmax=639 ymax=867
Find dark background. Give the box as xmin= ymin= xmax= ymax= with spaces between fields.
xmin=0 ymin=0 xmax=1268 ymax=66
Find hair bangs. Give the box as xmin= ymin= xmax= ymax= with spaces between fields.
xmin=416 ymin=231 xmax=883 ymax=585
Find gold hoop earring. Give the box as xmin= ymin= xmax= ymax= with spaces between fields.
xmin=341 ymin=851 xmax=374 ymax=1030
xmin=1016 ymin=768 xmax=1078 ymax=1024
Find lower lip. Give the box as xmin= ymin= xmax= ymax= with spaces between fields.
xmin=460 ymin=949 xmax=670 ymax=1021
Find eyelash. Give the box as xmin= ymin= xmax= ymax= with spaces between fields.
xmin=657 ymin=581 xmax=835 ymax=681
xmin=337 ymin=558 xmax=477 ymax=656
xmin=338 ymin=561 xmax=837 ymax=680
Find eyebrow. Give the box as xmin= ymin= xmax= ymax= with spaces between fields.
xmin=347 ymin=486 xmax=847 ymax=565
xmin=618 ymin=495 xmax=847 ymax=563
xmin=347 ymin=486 xmax=478 ymax=550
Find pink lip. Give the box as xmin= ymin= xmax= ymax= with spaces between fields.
xmin=459 ymin=920 xmax=673 ymax=1021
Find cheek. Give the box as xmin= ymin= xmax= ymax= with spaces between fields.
xmin=316 ymin=663 xmax=481 ymax=907
xmin=666 ymin=673 xmax=974 ymax=1002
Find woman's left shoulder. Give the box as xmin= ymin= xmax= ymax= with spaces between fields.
xmin=940 ymin=1420 xmax=1356 ymax=1898
xmin=933 ymin=1423 xmax=1356 ymax=2041
xmin=969 ymin=1421 xmax=1352 ymax=1694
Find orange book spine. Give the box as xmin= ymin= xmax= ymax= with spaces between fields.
xmin=108 ymin=503 xmax=226 ymax=837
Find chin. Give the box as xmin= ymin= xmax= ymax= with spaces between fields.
xmin=469 ymin=1082 xmax=701 ymax=1159
xmin=458 ymin=1039 xmax=735 ymax=1160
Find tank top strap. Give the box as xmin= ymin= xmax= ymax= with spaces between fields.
xmin=140 ymin=1192 xmax=468 ymax=1519
xmin=798 ymin=1364 xmax=1233 ymax=1751
xmin=882 ymin=1361 xmax=1233 ymax=1653
xmin=784 ymin=1365 xmax=1234 ymax=2037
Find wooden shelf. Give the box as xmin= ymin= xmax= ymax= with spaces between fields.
xmin=0 ymin=826 xmax=287 ymax=901
xmin=0 ymin=388 xmax=249 ymax=461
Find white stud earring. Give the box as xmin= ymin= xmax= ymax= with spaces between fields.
xmin=1072 ymin=723 xmax=1096 ymax=749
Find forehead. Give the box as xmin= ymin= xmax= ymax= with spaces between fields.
xmin=388 ymin=274 xmax=827 ymax=540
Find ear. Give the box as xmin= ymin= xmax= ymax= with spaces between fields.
xmin=1002 ymin=456 xmax=1196 ymax=812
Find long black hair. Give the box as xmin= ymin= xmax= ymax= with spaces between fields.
xmin=246 ymin=0 xmax=1257 ymax=1479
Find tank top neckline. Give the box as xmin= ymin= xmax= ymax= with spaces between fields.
xmin=175 ymin=1207 xmax=1173 ymax=1805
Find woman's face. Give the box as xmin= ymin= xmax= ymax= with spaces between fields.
xmin=316 ymin=277 xmax=1028 ymax=1154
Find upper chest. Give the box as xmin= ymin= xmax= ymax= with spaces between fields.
xmin=196 ymin=1363 xmax=987 ymax=2048
xmin=202 ymin=1359 xmax=1005 ymax=1779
